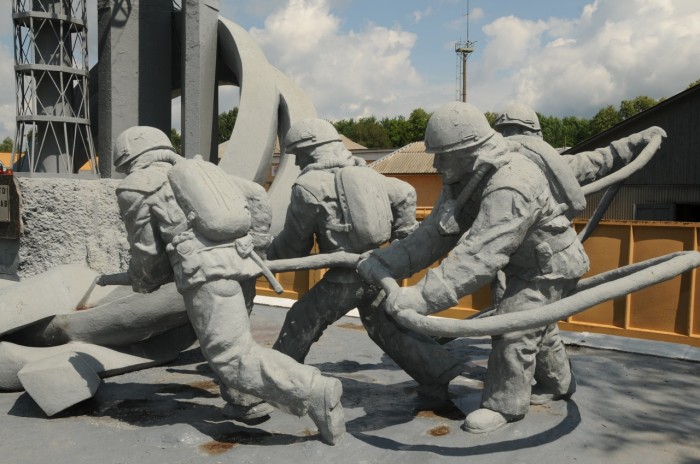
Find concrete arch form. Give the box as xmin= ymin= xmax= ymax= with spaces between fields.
xmin=96 ymin=5 xmax=316 ymax=233
xmin=215 ymin=17 xmax=317 ymax=234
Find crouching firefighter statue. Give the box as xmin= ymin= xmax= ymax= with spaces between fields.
xmin=358 ymin=102 xmax=666 ymax=434
xmin=111 ymin=126 xmax=345 ymax=445
xmin=268 ymin=118 xmax=465 ymax=402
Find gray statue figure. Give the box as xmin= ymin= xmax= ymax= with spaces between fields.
xmin=358 ymin=102 xmax=665 ymax=433
xmin=268 ymin=119 xmax=464 ymax=402
xmin=112 ymin=126 xmax=344 ymax=445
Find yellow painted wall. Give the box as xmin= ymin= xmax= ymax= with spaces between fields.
xmin=257 ymin=219 xmax=700 ymax=347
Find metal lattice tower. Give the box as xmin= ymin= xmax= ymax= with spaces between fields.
xmin=455 ymin=2 xmax=475 ymax=103
xmin=12 ymin=0 xmax=97 ymax=174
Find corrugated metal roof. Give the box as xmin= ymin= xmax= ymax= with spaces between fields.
xmin=565 ymin=83 xmax=700 ymax=154
xmin=369 ymin=141 xmax=436 ymax=174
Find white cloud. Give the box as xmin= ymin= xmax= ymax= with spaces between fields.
xmin=413 ymin=7 xmax=433 ymax=23
xmin=470 ymin=0 xmax=700 ymax=117
xmin=471 ymin=7 xmax=485 ymax=21
xmin=249 ymin=0 xmax=431 ymax=120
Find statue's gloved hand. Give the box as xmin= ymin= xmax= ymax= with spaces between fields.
xmin=234 ymin=234 xmax=254 ymax=258
xmin=357 ymin=250 xmax=383 ymax=284
xmin=386 ymin=286 xmax=429 ymax=316
xmin=641 ymin=126 xmax=667 ymax=143
xmin=630 ymin=126 xmax=667 ymax=146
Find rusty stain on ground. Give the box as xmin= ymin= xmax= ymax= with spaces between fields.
xmin=428 ymin=424 xmax=451 ymax=436
xmin=337 ymin=322 xmax=365 ymax=331
xmin=199 ymin=440 xmax=238 ymax=455
xmin=199 ymin=429 xmax=281 ymax=455
xmin=189 ymin=380 xmax=219 ymax=391
xmin=531 ymin=403 xmax=564 ymax=416
xmin=302 ymin=428 xmax=316 ymax=437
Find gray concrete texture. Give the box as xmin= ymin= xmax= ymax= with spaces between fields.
xmin=1 ymin=303 xmax=698 ymax=464
xmin=1 ymin=177 xmax=128 ymax=279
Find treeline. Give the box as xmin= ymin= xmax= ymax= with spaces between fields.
xmin=332 ymin=95 xmax=663 ymax=150
xmin=173 ymin=78 xmax=700 ymax=152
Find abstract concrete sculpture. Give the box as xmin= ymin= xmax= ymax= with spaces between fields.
xmin=111 ymin=126 xmax=344 ymax=445
xmin=268 ymin=118 xmax=464 ymax=401
xmin=97 ymin=5 xmax=315 ymax=233
xmin=357 ymin=101 xmax=675 ymax=434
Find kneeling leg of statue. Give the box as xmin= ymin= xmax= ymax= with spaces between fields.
xmin=181 ymin=277 xmax=344 ymax=443
xmin=478 ymin=276 xmax=576 ymax=423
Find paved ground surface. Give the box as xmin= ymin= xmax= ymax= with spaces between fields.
xmin=1 ymin=303 xmax=699 ymax=464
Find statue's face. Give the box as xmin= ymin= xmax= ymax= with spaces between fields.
xmin=433 ymin=149 xmax=475 ymax=185
xmin=293 ymin=146 xmax=316 ymax=169
xmin=497 ymin=124 xmax=523 ymax=137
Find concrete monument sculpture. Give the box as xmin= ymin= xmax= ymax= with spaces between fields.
xmin=111 ymin=126 xmax=345 ymax=445
xmin=268 ymin=119 xmax=464 ymax=401
xmin=358 ymin=101 xmax=668 ymax=433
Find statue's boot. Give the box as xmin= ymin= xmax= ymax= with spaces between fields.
xmin=308 ymin=376 xmax=345 ymax=445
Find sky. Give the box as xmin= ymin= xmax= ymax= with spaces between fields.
xmin=1 ymin=0 xmax=699 ymax=140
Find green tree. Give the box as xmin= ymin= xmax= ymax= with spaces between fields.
xmin=619 ymin=95 xmax=657 ymax=120
xmin=539 ymin=114 xmax=564 ymax=147
xmin=561 ymin=116 xmax=592 ymax=147
xmin=406 ymin=108 xmax=431 ymax=143
xmin=484 ymin=111 xmax=498 ymax=128
xmin=688 ymin=78 xmax=700 ymax=89
xmin=0 ymin=137 xmax=12 ymax=152
xmin=170 ymin=128 xmax=182 ymax=154
xmin=590 ymin=105 xmax=622 ymax=135
xmin=218 ymin=107 xmax=239 ymax=143
xmin=348 ymin=116 xmax=391 ymax=148
xmin=380 ymin=115 xmax=409 ymax=148
xmin=332 ymin=119 xmax=356 ymax=139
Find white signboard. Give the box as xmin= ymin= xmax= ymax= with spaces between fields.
xmin=0 ymin=184 xmax=9 ymax=222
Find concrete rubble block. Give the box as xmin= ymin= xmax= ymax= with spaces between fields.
xmin=0 ymin=263 xmax=109 ymax=337
xmin=17 ymin=351 xmax=101 ymax=417
xmin=0 ymin=333 xmax=195 ymax=392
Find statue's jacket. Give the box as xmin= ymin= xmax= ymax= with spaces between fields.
xmin=268 ymin=156 xmax=417 ymax=281
xmin=116 ymin=161 xmax=271 ymax=293
xmin=373 ymin=132 xmax=650 ymax=312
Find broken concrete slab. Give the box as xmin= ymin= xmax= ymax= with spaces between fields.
xmin=0 ymin=263 xmax=113 ymax=337
xmin=18 ymin=352 xmax=101 ymax=416
xmin=0 ymin=325 xmax=196 ymax=392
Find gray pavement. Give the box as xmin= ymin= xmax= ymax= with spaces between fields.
xmin=1 ymin=303 xmax=699 ymax=464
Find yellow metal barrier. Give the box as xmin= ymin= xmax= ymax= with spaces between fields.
xmin=257 ymin=219 xmax=700 ymax=347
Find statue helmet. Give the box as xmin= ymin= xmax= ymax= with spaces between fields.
xmin=113 ymin=126 xmax=176 ymax=172
xmin=494 ymin=101 xmax=542 ymax=134
xmin=424 ymin=102 xmax=495 ymax=154
xmin=284 ymin=118 xmax=342 ymax=153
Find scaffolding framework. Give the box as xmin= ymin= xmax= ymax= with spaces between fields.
xmin=12 ymin=0 xmax=97 ymax=174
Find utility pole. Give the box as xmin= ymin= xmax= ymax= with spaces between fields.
xmin=455 ymin=1 xmax=475 ymax=103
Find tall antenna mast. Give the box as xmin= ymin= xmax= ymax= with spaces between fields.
xmin=455 ymin=0 xmax=476 ymax=103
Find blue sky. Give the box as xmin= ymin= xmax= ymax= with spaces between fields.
xmin=1 ymin=0 xmax=699 ymax=139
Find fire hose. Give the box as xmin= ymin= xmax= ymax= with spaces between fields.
xmin=367 ymin=250 xmax=700 ymax=338
xmin=98 ymin=243 xmax=700 ymax=339
xmin=255 ymin=248 xmax=700 ymax=339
